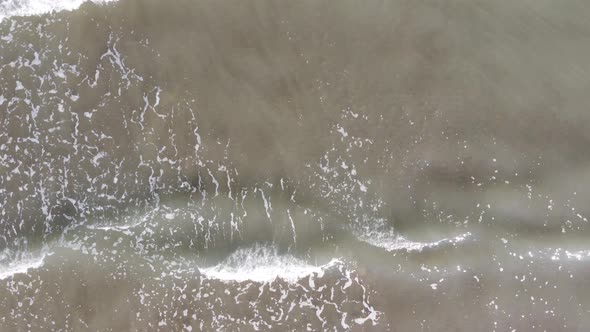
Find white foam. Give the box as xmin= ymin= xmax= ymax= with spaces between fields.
xmin=547 ymin=248 xmax=590 ymax=261
xmin=85 ymin=216 xmax=145 ymax=232
xmin=0 ymin=250 xmax=47 ymax=280
xmin=200 ymin=245 xmax=339 ymax=283
xmin=0 ymin=0 xmax=117 ymax=22
xmin=358 ymin=229 xmax=471 ymax=252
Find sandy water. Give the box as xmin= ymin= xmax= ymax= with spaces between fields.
xmin=2 ymin=0 xmax=590 ymax=330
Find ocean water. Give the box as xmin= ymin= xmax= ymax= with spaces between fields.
xmin=1 ymin=0 xmax=590 ymax=330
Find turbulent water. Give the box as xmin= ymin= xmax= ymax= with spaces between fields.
xmin=1 ymin=0 xmax=590 ymax=330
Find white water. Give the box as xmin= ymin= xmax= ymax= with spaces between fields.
xmin=0 ymin=249 xmax=48 ymax=280
xmin=0 ymin=0 xmax=117 ymax=22
xmin=200 ymin=245 xmax=340 ymax=283
xmin=358 ymin=229 xmax=472 ymax=252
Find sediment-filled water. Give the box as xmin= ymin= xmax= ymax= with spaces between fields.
xmin=2 ymin=0 xmax=590 ymax=330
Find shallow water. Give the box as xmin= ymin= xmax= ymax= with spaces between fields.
xmin=2 ymin=0 xmax=590 ymax=330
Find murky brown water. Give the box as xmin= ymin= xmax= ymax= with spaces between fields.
xmin=2 ymin=0 xmax=590 ymax=330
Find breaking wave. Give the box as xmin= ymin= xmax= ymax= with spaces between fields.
xmin=0 ymin=0 xmax=116 ymax=22
xmin=200 ymin=245 xmax=340 ymax=282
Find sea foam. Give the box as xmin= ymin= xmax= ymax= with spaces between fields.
xmin=200 ymin=245 xmax=340 ymax=283
xmin=0 ymin=0 xmax=116 ymax=22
